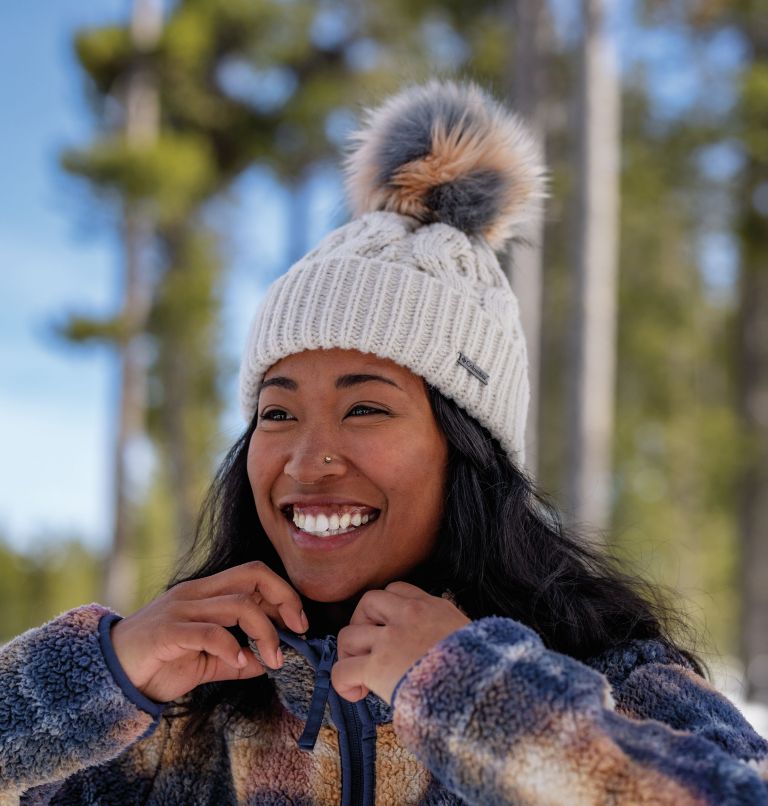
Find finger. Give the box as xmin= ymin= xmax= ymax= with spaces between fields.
xmin=170 ymin=561 xmax=308 ymax=634
xmin=204 ymin=649 xmax=267 ymax=683
xmin=162 ymin=622 xmax=252 ymax=672
xmin=336 ymin=624 xmax=378 ymax=661
xmin=349 ymin=589 xmax=413 ymax=627
xmin=171 ymin=595 xmax=283 ymax=668
xmin=383 ymin=581 xmax=430 ymax=599
xmin=331 ymin=656 xmax=371 ymax=702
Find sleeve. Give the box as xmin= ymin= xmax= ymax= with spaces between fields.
xmin=0 ymin=604 xmax=165 ymax=801
xmin=589 ymin=636 xmax=768 ymax=762
xmin=390 ymin=616 xmax=768 ymax=805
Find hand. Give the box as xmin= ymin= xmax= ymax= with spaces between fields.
xmin=110 ymin=561 xmax=308 ymax=703
xmin=332 ymin=582 xmax=470 ymax=705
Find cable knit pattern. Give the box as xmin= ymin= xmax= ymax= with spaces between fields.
xmin=237 ymin=81 xmax=544 ymax=465
xmin=239 ymin=211 xmax=529 ymax=464
xmin=2 ymin=607 xmax=768 ymax=804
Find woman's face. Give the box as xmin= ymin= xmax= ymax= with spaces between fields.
xmin=247 ymin=348 xmax=449 ymax=603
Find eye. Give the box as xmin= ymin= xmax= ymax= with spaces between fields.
xmin=259 ymin=408 xmax=293 ymax=421
xmin=347 ymin=405 xmax=386 ymax=417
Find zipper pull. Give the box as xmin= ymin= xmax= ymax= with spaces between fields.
xmin=297 ymin=638 xmax=336 ymax=751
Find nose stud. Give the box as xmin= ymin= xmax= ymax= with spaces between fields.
xmin=323 ymin=455 xmax=333 ymax=464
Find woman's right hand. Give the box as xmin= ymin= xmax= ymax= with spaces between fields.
xmin=109 ymin=561 xmax=308 ymax=704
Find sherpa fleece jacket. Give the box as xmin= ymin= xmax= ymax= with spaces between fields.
xmin=1 ymin=604 xmax=768 ymax=805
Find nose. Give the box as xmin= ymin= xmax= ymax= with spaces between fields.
xmin=283 ymin=433 xmax=347 ymax=485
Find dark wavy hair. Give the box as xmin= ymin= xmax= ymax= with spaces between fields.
xmin=165 ymin=384 xmax=703 ymax=737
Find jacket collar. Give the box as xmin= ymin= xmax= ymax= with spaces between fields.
xmin=250 ymin=588 xmax=464 ymax=734
xmin=251 ymin=628 xmax=394 ymax=729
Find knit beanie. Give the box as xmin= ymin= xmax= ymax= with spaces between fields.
xmin=239 ymin=79 xmax=546 ymax=465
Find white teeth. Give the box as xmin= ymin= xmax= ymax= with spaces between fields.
xmin=289 ymin=506 xmax=378 ymax=536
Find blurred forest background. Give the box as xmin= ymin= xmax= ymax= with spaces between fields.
xmin=1 ymin=0 xmax=767 ymax=717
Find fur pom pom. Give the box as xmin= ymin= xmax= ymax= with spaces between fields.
xmin=344 ymin=79 xmax=547 ymax=250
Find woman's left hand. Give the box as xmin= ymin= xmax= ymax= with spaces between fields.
xmin=332 ymin=581 xmax=471 ymax=705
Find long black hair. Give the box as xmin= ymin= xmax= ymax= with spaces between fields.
xmin=164 ymin=384 xmax=703 ymax=736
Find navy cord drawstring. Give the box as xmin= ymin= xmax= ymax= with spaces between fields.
xmin=297 ymin=638 xmax=336 ymax=750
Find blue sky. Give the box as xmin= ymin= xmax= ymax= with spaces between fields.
xmin=1 ymin=2 xmax=124 ymax=551
xmin=0 ymin=1 xmax=743 ymax=553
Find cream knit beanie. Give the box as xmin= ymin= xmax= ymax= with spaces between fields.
xmin=239 ymin=79 xmax=546 ymax=465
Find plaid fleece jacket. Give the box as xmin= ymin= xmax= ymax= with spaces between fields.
xmin=1 ymin=603 xmax=767 ymax=804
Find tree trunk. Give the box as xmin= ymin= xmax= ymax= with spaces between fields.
xmin=738 ymin=223 xmax=768 ymax=705
xmin=565 ymin=0 xmax=621 ymax=532
xmin=102 ymin=0 xmax=162 ymax=612
xmin=738 ymin=23 xmax=768 ymax=705
xmin=162 ymin=286 xmax=196 ymax=558
xmin=150 ymin=222 xmax=224 ymax=564
xmin=502 ymin=0 xmax=553 ymax=478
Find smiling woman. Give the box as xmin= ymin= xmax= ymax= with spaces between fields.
xmin=2 ymin=80 xmax=768 ymax=806
xmin=249 ymin=349 xmax=448 ymax=606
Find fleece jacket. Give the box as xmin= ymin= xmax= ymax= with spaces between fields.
xmin=1 ymin=604 xmax=767 ymax=804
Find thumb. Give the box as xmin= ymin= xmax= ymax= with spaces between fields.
xmin=331 ymin=656 xmax=370 ymax=702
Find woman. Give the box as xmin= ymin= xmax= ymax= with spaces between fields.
xmin=2 ymin=80 xmax=767 ymax=805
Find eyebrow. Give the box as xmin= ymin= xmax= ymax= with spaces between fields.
xmin=258 ymin=373 xmax=402 ymax=394
xmin=336 ymin=373 xmax=402 ymax=391
xmin=258 ymin=377 xmax=297 ymax=393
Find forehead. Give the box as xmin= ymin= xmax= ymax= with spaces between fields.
xmin=264 ymin=348 xmax=412 ymax=381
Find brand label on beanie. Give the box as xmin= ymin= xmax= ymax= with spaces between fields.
xmin=457 ymin=352 xmax=489 ymax=385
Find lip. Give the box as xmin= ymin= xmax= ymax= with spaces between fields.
xmin=287 ymin=518 xmax=376 ymax=551
xmin=277 ymin=495 xmax=377 ymax=509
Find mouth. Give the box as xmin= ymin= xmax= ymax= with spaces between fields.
xmin=280 ymin=504 xmax=381 ymax=539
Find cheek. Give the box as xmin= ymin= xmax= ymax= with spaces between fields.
xmin=376 ymin=431 xmax=447 ymax=519
xmin=246 ymin=436 xmax=277 ymax=512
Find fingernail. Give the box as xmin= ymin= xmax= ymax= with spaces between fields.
xmin=237 ymin=650 xmax=247 ymax=667
xmin=275 ymin=648 xmax=284 ymax=668
xmin=300 ymin=610 xmax=309 ymax=630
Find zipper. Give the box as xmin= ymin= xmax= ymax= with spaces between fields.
xmin=277 ymin=630 xmax=375 ymax=806
xmin=318 ymin=635 xmax=366 ymax=805
xmin=342 ymin=697 xmax=364 ymax=805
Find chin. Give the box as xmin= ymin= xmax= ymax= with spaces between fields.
xmin=289 ymin=573 xmax=367 ymax=604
